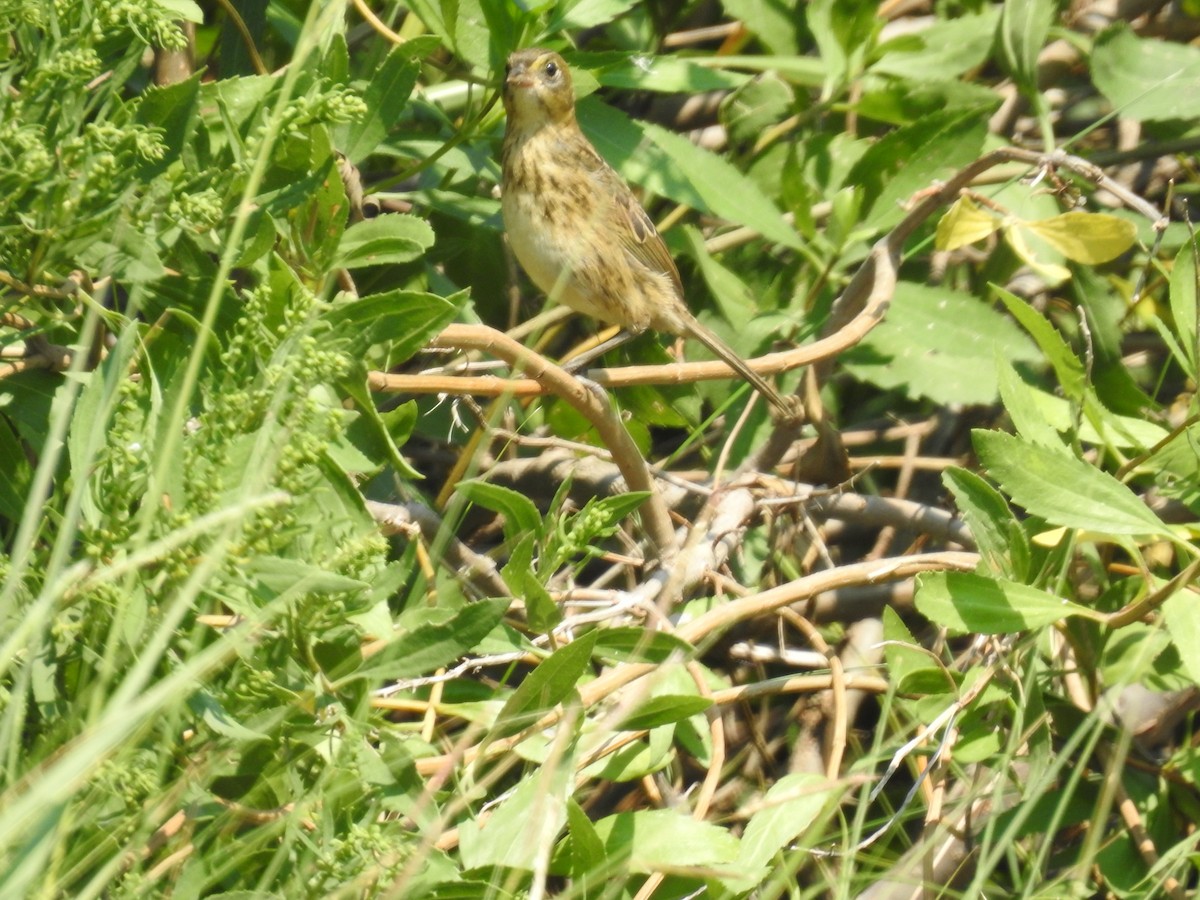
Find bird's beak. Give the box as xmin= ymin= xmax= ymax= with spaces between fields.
xmin=505 ymin=61 xmax=532 ymax=89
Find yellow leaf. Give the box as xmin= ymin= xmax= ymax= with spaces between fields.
xmin=1005 ymin=222 xmax=1070 ymax=285
xmin=1023 ymin=211 xmax=1137 ymax=264
xmin=935 ymin=196 xmax=1002 ymax=251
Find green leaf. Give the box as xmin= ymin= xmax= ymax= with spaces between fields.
xmin=870 ymin=10 xmax=1000 ymax=81
xmin=915 ymin=571 xmax=1091 ymax=635
xmin=849 ymin=107 xmax=988 ymax=231
xmin=689 ymin=54 xmax=827 ymax=86
xmin=564 ymin=798 xmax=607 ymax=880
xmin=593 ymin=809 xmax=741 ymax=874
xmin=718 ymin=0 xmax=799 ymax=55
xmin=333 ymin=214 xmax=435 ymax=269
xmin=726 ymin=773 xmax=841 ymax=891
xmin=617 ymin=695 xmax=712 ymax=732
xmin=157 ymin=0 xmax=204 ymax=21
xmin=248 ymin=556 xmax=369 ymax=595
xmin=647 ymin=119 xmax=801 ymax=248
xmin=1092 ymin=26 xmax=1200 ymax=122
xmin=134 ymin=73 xmax=202 ymax=174
xmin=548 ymin=0 xmax=639 ymax=31
xmin=1164 ymin=591 xmax=1200 ymax=686
xmin=998 ymin=0 xmax=1056 ymax=93
xmin=459 ymin=754 xmax=574 ymax=870
xmin=996 ymin=358 xmax=1064 ymax=449
xmin=187 ymin=692 xmax=270 ymax=742
xmin=356 ymin=598 xmax=512 ymax=682
xmin=586 ymin=725 xmax=674 ymax=783
xmin=340 ymin=392 xmax=420 ymax=479
xmin=0 ymin=416 xmax=32 ymax=521
xmin=992 ymin=285 xmax=1087 ymax=400
xmin=881 ymin=606 xmax=937 ymax=690
xmin=1168 ymin=242 xmax=1198 ymax=375
xmin=943 ymin=467 xmax=1031 ymax=581
xmin=491 ymin=631 xmax=599 ymax=740
xmin=321 ymin=289 xmax=459 ymax=368
xmin=973 ymin=430 xmax=1172 ymax=537
xmin=457 ymin=479 xmax=544 ymax=542
xmin=576 ymin=52 xmax=750 ymax=92
xmin=843 ymin=282 xmax=1039 ymax=405
xmin=337 ymin=50 xmax=419 ymax=163
xmin=593 ymin=628 xmax=694 ymax=664
xmin=577 ymin=99 xmax=800 ymax=249
xmin=502 ymin=534 xmax=560 ymax=633
xmin=723 ymin=72 xmax=794 ymax=146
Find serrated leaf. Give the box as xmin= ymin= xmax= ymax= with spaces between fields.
xmin=321 ymin=288 xmax=459 ymax=368
xmin=1022 ymin=212 xmax=1136 ymax=264
xmin=852 ymin=107 xmax=989 ymax=231
xmin=334 ymin=214 xmax=435 ymax=269
xmin=992 ymin=285 xmax=1087 ymax=399
xmin=871 ymin=10 xmax=1000 ymax=81
xmin=943 ymin=467 xmax=1031 ymax=580
xmin=996 ymin=357 xmax=1065 ymax=449
xmin=844 ymin=282 xmax=1039 ymax=405
xmin=881 ymin=607 xmax=933 ymax=689
xmin=565 ymin=798 xmax=606 ymax=878
xmin=936 ymin=196 xmax=1002 ymax=251
xmin=973 ymin=430 xmax=1171 ymax=537
xmin=915 ymin=571 xmax=1091 ymax=635
xmin=1092 ymin=26 xmax=1200 ymax=122
xmin=577 ymin=99 xmax=799 ymax=249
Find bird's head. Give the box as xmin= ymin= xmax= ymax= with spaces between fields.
xmin=503 ymin=49 xmax=576 ymax=128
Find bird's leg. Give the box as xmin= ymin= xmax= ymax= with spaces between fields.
xmin=560 ymin=328 xmax=636 ymax=373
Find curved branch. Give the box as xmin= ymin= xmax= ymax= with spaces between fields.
xmin=418 ymin=323 xmax=677 ymax=556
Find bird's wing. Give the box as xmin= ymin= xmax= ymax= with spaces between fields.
xmin=614 ymin=190 xmax=684 ymax=298
xmin=619 ymin=190 xmax=686 ymax=300
xmin=581 ymin=147 xmax=684 ymax=298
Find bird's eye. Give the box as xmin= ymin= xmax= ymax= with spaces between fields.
xmin=544 ymin=60 xmax=558 ymax=77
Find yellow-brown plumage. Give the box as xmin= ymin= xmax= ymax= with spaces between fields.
xmin=500 ymin=48 xmax=793 ymax=416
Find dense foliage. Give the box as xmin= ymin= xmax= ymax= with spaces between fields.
xmin=2 ymin=0 xmax=1198 ymax=896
